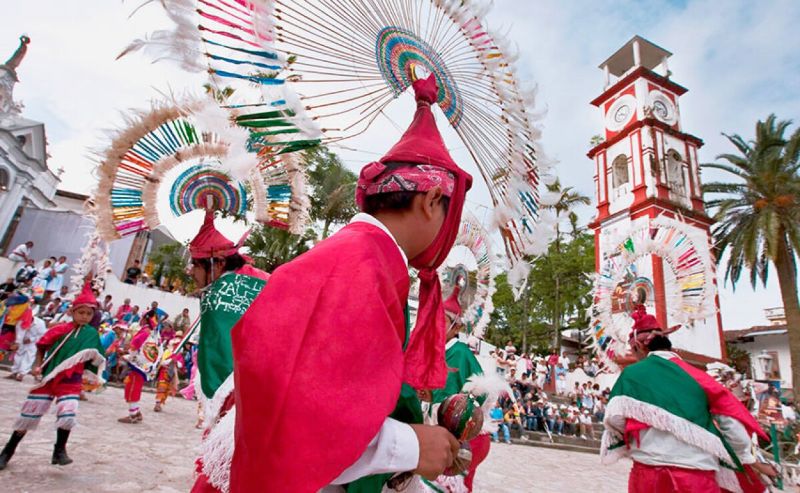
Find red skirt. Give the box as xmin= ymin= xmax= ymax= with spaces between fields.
xmin=629 ymin=462 xmax=720 ymax=493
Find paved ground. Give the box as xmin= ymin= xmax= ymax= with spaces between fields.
xmin=0 ymin=375 xmax=632 ymax=492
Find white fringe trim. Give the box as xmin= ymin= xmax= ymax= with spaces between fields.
xmin=31 ymin=348 xmax=106 ymax=391
xmin=602 ymin=396 xmax=730 ymax=462
xmin=200 ymin=405 xmax=236 ymax=493
xmin=203 ymin=373 xmax=235 ymax=430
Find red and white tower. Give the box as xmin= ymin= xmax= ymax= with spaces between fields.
xmin=588 ymin=36 xmax=725 ymax=363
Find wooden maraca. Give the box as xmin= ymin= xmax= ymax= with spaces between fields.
xmin=437 ymin=393 xmax=484 ymax=442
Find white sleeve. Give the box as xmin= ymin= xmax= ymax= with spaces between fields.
xmin=330 ymin=418 xmax=419 ymax=485
xmin=715 ymin=414 xmax=756 ymax=464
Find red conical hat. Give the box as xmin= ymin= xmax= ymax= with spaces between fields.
xmin=72 ymin=282 xmax=98 ymax=309
xmin=631 ymin=305 xmax=660 ymax=334
xmin=355 ymin=73 xmax=473 ymax=390
xmin=443 ymin=285 xmax=463 ymax=318
xmin=189 ymin=210 xmax=238 ymax=259
xmin=380 ymin=73 xmax=460 ymax=169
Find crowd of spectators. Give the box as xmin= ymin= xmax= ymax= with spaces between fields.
xmin=488 ymin=341 xmax=611 ymax=443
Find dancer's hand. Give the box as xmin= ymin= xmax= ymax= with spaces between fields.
xmin=31 ymin=366 xmax=42 ymax=377
xmin=753 ymin=461 xmax=777 ymax=478
xmin=410 ymin=424 xmax=460 ymax=480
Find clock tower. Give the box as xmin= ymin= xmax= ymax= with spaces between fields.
xmin=588 ymin=36 xmax=726 ymax=362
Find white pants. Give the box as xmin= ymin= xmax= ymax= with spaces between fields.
xmin=11 ymin=343 xmax=36 ymax=375
xmin=556 ymin=379 xmax=567 ymax=395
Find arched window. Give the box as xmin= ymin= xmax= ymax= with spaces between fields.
xmin=612 ymin=154 xmax=629 ymax=188
xmin=0 ymin=168 xmax=9 ymax=192
xmin=666 ymin=150 xmax=685 ymax=194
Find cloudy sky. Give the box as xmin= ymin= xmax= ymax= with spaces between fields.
xmin=2 ymin=0 xmax=798 ymax=329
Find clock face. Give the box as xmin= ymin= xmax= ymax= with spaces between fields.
xmin=648 ymin=91 xmax=677 ymax=125
xmin=605 ymin=94 xmax=637 ymax=132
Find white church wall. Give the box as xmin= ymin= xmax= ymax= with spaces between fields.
xmin=103 ymin=274 xmax=199 ymax=324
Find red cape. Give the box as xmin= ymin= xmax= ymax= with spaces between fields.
xmin=669 ymin=358 xmax=767 ymax=442
xmin=230 ymin=222 xmax=410 ymax=492
xmin=36 ymin=322 xmax=77 ymax=350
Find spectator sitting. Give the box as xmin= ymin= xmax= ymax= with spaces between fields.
xmin=593 ymin=397 xmax=606 ymax=422
xmin=563 ymin=406 xmax=578 ymax=436
xmin=490 ymin=403 xmax=511 ymax=444
xmin=115 ymin=298 xmax=133 ymax=320
xmin=585 ymin=358 xmax=599 ymax=377
xmin=15 ymin=259 xmax=37 ymax=285
xmin=100 ymin=294 xmax=114 ymax=317
xmin=123 ymin=305 xmax=141 ymax=324
xmin=173 ymin=308 xmax=191 ymax=333
xmin=7 ymin=241 xmax=33 ymax=263
xmin=552 ymin=405 xmax=566 ymax=435
xmin=530 ymin=400 xmax=545 ymax=431
xmin=579 ymin=409 xmax=595 ymax=439
xmin=41 ymin=297 xmax=61 ymax=320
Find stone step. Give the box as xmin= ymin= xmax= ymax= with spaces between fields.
xmin=518 ymin=430 xmax=602 ymax=449
xmin=509 ymin=436 xmax=600 ymax=455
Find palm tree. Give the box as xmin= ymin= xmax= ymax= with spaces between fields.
xmin=544 ymin=179 xmax=591 ymax=250
xmin=541 ymin=179 xmax=590 ymax=348
xmin=305 ymin=146 xmax=358 ymax=238
xmin=245 ymin=225 xmax=316 ymax=273
xmin=702 ymin=114 xmax=800 ymax=398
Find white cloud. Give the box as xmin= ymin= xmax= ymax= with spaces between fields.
xmin=2 ymin=0 xmax=797 ymax=328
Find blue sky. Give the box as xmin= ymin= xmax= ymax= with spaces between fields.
xmin=1 ymin=0 xmax=798 ymax=329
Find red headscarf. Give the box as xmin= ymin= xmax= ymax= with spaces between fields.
xmin=356 ymin=74 xmax=473 ymax=389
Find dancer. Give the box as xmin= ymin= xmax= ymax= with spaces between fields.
xmin=8 ymin=309 xmax=46 ymax=381
xmin=0 ymin=283 xmax=104 ymax=470
xmin=230 ymin=74 xmax=472 ymax=492
xmin=424 ymin=287 xmax=491 ymax=492
xmin=154 ymin=335 xmax=183 ymax=412
xmin=602 ymin=306 xmax=775 ymax=493
xmin=0 ymin=290 xmax=32 ymax=358
xmin=117 ymin=322 xmax=161 ymax=424
xmin=186 ymin=210 xmax=269 ymax=492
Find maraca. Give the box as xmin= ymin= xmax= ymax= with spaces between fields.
xmin=437 ymin=393 xmax=484 ymax=442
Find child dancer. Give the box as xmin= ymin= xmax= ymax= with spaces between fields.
xmin=0 ymin=283 xmax=104 ymax=469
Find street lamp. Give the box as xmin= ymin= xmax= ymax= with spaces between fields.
xmin=756 ymin=350 xmax=774 ymax=379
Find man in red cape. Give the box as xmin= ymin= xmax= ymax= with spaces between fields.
xmin=602 ymin=306 xmax=776 ymax=493
xmin=230 ymin=73 xmax=472 ymax=492
xmin=186 ymin=210 xmax=269 ymax=493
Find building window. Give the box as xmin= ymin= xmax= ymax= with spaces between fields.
xmin=666 ymin=149 xmax=685 ymax=194
xmin=766 ymin=351 xmax=781 ymax=380
xmin=0 ymin=168 xmax=9 ymax=192
xmin=612 ymin=154 xmax=629 ymax=188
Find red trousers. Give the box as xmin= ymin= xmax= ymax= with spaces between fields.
xmin=629 ymin=462 xmax=720 ymax=493
xmin=124 ymin=371 xmax=145 ymax=403
xmin=464 ymin=433 xmax=491 ymax=491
